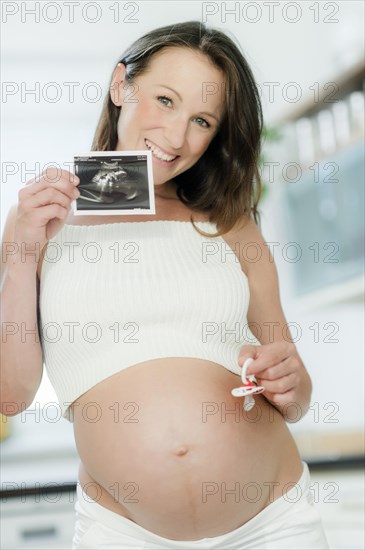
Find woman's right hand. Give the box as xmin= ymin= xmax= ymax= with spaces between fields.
xmin=14 ymin=167 xmax=80 ymax=252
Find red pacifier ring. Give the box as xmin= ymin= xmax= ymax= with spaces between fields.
xmin=231 ymin=385 xmax=265 ymax=397
xmin=231 ymin=357 xmax=265 ymax=409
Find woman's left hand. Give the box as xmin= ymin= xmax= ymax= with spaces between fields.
xmin=237 ymin=341 xmax=312 ymax=422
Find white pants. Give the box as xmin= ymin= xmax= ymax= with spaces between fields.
xmin=71 ymin=462 xmax=330 ymax=549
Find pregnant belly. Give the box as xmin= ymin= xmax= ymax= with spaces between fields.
xmin=71 ymin=358 xmax=302 ymax=541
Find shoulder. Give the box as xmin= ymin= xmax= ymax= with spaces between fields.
xmin=225 ymin=215 xmax=289 ymax=343
xmin=223 ymin=214 xmax=277 ymax=284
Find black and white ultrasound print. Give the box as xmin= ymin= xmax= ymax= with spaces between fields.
xmin=73 ymin=151 xmax=155 ymax=215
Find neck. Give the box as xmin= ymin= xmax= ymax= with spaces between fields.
xmin=154 ymin=181 xmax=178 ymax=200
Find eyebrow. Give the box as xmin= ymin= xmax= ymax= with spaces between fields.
xmin=157 ymin=84 xmax=220 ymax=122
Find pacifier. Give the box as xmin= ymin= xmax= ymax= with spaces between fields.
xmin=231 ymin=357 xmax=265 ymax=411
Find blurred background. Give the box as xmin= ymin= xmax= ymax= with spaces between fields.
xmin=1 ymin=1 xmax=364 ymax=548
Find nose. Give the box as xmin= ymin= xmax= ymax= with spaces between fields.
xmin=163 ymin=114 xmax=188 ymax=150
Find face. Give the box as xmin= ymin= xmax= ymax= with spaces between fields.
xmin=110 ymin=47 xmax=225 ymax=187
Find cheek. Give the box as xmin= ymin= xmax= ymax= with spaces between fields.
xmin=190 ymin=135 xmax=213 ymax=158
xmin=145 ymin=105 xmax=166 ymax=128
xmin=134 ymin=98 xmax=162 ymax=126
xmin=116 ymin=103 xmax=149 ymax=140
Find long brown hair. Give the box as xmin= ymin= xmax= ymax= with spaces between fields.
xmin=91 ymin=21 xmax=263 ymax=238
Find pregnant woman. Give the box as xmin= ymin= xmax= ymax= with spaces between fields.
xmin=1 ymin=21 xmax=329 ymax=550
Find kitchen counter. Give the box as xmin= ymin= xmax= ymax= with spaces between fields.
xmin=1 ymin=410 xmax=79 ymax=489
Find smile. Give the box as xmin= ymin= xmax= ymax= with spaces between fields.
xmin=145 ymin=139 xmax=179 ymax=162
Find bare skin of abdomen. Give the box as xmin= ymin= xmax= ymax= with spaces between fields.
xmin=71 ymin=358 xmax=303 ymax=541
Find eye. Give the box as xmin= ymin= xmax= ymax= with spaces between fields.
xmin=157 ymin=95 xmax=172 ymax=106
xmin=194 ymin=117 xmax=210 ymax=128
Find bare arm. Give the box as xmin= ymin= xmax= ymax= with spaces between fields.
xmin=0 ymin=204 xmax=43 ymax=415
xmin=234 ymin=216 xmax=312 ymax=422
xmin=1 ymin=168 xmax=80 ymax=416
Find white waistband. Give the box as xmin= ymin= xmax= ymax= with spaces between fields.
xmin=74 ymin=462 xmax=312 ymax=547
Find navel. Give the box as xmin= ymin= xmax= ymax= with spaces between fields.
xmin=173 ymin=445 xmax=189 ymax=457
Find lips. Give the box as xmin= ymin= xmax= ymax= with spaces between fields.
xmin=145 ymin=139 xmax=179 ymax=162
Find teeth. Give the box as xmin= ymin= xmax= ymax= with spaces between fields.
xmin=145 ymin=139 xmax=177 ymax=162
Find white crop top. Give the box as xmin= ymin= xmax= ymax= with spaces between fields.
xmin=39 ymin=220 xmax=259 ymax=422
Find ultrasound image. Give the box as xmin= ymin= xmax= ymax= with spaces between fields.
xmin=74 ymin=154 xmax=151 ymax=212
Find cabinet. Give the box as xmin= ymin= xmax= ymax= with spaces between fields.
xmin=266 ymin=58 xmax=364 ymax=308
xmin=0 ymin=412 xmax=79 ymax=549
xmin=1 ymin=489 xmax=76 ymax=549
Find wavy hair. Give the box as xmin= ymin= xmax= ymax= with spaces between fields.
xmin=91 ymin=21 xmax=263 ymax=237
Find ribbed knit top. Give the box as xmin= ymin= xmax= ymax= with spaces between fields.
xmin=39 ymin=220 xmax=258 ymax=422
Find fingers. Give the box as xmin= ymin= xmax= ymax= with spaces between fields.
xmin=18 ymin=168 xmax=80 ymax=215
xmin=238 ymin=342 xmax=309 ymax=419
xmin=255 ymin=355 xmax=299 ymax=397
xmin=255 ymin=356 xmax=294 ymax=381
xmin=258 ymin=372 xmax=299 ymax=394
xmin=237 ymin=342 xmax=301 ymax=400
xmin=14 ymin=167 xmax=81 ymax=246
xmin=237 ymin=345 xmax=259 ymax=368
xmin=23 ymin=186 xmax=78 ymax=212
xmin=34 ymin=203 xmax=71 ymax=225
xmin=244 ymin=342 xmax=296 ymax=375
xmin=20 ymin=167 xmax=79 ymax=200
xmin=28 ymin=167 xmax=78 ymax=187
